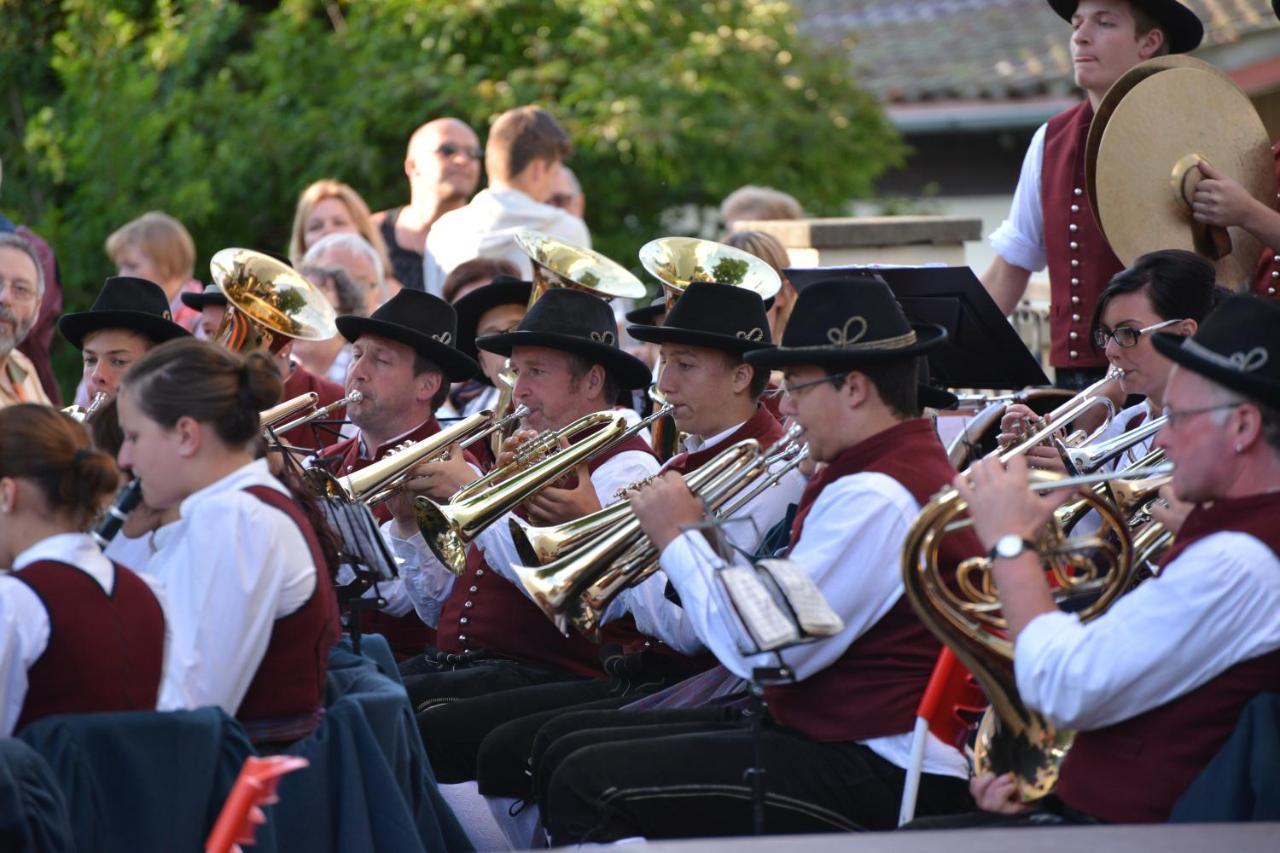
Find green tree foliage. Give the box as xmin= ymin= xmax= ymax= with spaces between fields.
xmin=3 ymin=0 xmax=902 ymax=388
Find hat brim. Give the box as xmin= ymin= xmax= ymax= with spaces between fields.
xmin=337 ymin=315 xmax=479 ymax=381
xmin=1152 ymin=331 xmax=1280 ymax=408
xmin=58 ymin=310 xmax=191 ymax=351
xmin=625 ymin=302 xmax=667 ymax=326
xmin=180 ymin=292 xmax=228 ymax=311
xmin=744 ymin=324 xmax=948 ymax=371
xmin=476 ymin=330 xmax=653 ymax=390
xmin=453 ymin=279 xmax=532 ymax=361
xmin=918 ymin=385 xmax=959 ymax=411
xmin=1047 ymin=0 xmax=1203 ymax=53
xmin=626 ymin=323 xmax=772 ymax=353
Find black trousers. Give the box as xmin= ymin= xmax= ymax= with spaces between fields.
xmin=543 ymin=716 xmax=972 ymax=844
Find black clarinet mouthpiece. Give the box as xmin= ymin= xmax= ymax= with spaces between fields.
xmin=92 ymin=479 xmax=144 ymax=549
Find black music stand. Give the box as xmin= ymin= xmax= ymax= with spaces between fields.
xmin=785 ymin=265 xmax=1049 ymax=391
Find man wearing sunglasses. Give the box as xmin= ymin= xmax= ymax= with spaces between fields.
xmin=955 ymin=293 xmax=1280 ymax=824
xmin=373 ymin=117 xmax=483 ymax=294
xmin=424 ymin=106 xmax=591 ymax=296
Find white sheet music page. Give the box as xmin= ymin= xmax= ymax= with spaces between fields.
xmin=719 ymin=564 xmax=800 ymax=652
xmin=756 ymin=558 xmax=844 ymax=637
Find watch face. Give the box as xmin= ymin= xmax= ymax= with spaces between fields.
xmin=996 ymin=535 xmax=1024 ymax=558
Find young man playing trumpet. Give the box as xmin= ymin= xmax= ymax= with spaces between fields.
xmin=955 ymin=294 xmax=1280 ymax=824
xmin=315 ymin=288 xmax=481 ymax=657
xmin=542 ymin=277 xmax=977 ymax=842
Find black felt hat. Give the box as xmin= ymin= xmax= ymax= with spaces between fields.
xmin=628 ymin=281 xmax=772 ymax=353
xmin=452 ymin=276 xmax=532 ymax=362
xmin=745 ymin=276 xmax=946 ymax=371
xmin=476 ymin=288 xmax=651 ymax=390
xmin=1152 ymin=295 xmax=1280 ymax=408
xmin=625 ymin=296 xmax=667 ymax=327
xmin=335 ymin=289 xmax=478 ymax=381
xmin=1046 ymin=0 xmax=1203 ymax=54
xmin=179 ymin=283 xmax=228 ymax=311
xmin=58 ymin=277 xmax=191 ymax=350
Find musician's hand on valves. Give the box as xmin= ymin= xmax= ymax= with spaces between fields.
xmin=630 ymin=471 xmax=704 ymax=551
xmin=496 ymin=428 xmax=540 ymax=470
xmin=405 ymin=445 xmax=479 ymax=500
xmin=522 ymin=438 xmax=602 ymax=525
xmin=970 ymin=772 xmax=1031 ymax=815
xmin=996 ymin=403 xmax=1039 ymax=450
xmin=954 ymin=456 xmax=1071 ymax=552
xmin=1149 ymin=483 xmax=1194 ymax=536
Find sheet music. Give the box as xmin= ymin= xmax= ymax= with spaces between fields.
xmin=719 ymin=564 xmax=801 ymax=652
xmin=756 ymin=559 xmax=844 ymax=637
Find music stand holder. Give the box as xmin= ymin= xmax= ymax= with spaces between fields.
xmin=679 ymin=518 xmax=840 ymax=836
xmin=785 ymin=265 xmax=1050 ymax=391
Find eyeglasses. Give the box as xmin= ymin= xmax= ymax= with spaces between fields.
xmin=0 ymin=278 xmax=39 ymax=304
xmin=436 ymin=143 xmax=483 ymax=161
xmin=1160 ymin=402 xmax=1242 ymax=427
xmin=1093 ymin=318 xmax=1182 ymax=350
xmin=760 ymin=372 xmax=848 ymax=400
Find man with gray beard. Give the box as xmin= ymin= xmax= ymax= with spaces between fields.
xmin=0 ymin=234 xmax=51 ymax=406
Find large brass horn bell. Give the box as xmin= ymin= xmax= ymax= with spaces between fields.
xmin=638 ymin=236 xmax=782 ymax=310
xmin=514 ymin=231 xmax=647 ymax=308
xmin=210 ymin=248 xmax=338 ymax=353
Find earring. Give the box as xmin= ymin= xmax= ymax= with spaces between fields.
xmin=1235 ymin=444 xmax=1244 ymax=454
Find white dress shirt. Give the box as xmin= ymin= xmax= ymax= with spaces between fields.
xmin=393 ymin=449 xmax=660 ymax=625
xmin=615 ymin=419 xmax=808 ymax=654
xmin=1016 ymin=529 xmax=1280 ymax=730
xmin=141 ymin=459 xmax=319 ymax=715
xmin=657 ymin=471 xmax=969 ymax=779
xmin=423 ymin=187 xmax=591 ymax=296
xmin=989 ymin=123 xmax=1048 ymax=273
xmin=0 ymin=533 xmax=168 ymax=736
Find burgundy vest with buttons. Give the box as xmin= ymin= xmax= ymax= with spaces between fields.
xmin=1251 ymin=143 xmax=1280 ymax=301
xmin=1056 ymin=492 xmax=1280 ymax=823
xmin=14 ymin=559 xmax=165 ymax=732
xmin=764 ymin=419 xmax=981 ymax=742
xmin=318 ymin=416 xmax=446 ymax=657
xmin=1042 ymin=101 xmax=1124 ymax=369
xmin=436 ymin=432 xmax=656 ymax=678
xmin=235 ymin=486 xmax=340 ymax=733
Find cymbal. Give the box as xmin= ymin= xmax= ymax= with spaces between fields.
xmin=210 ymin=248 xmax=338 ymax=342
xmin=638 ymin=236 xmax=782 ymax=308
xmin=1088 ymin=61 xmax=1275 ymax=286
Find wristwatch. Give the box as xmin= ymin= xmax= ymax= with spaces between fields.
xmin=989 ymin=534 xmax=1036 ymax=561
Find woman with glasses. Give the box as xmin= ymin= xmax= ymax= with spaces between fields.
xmin=999 ymin=250 xmax=1222 ymax=471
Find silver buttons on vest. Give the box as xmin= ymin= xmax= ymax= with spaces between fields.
xmin=1071 ymin=278 xmax=1080 ymax=287
xmin=460 ymin=617 xmax=468 ymax=624
xmin=1072 ymin=314 xmax=1081 ymax=322
xmin=1073 ymin=187 xmax=1083 ymax=196
xmin=1071 ymin=204 xmax=1080 ymax=214
xmin=1071 ymin=295 xmax=1081 ymax=304
xmin=1071 ymin=259 xmax=1080 ymax=268
xmin=1069 ymin=331 xmax=1078 ymax=340
xmin=1070 ymin=350 xmax=1079 ymax=359
xmin=1069 ymin=223 xmax=1078 ymax=233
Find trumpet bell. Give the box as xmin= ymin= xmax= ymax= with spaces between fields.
xmin=638 ymin=236 xmax=782 ymax=309
xmin=210 ymin=248 xmax=338 ymax=353
xmin=514 ymin=231 xmax=647 ymax=307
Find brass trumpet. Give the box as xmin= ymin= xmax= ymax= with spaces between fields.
xmin=902 ymin=462 xmax=1170 ymax=802
xmin=416 ymin=405 xmax=673 ymax=574
xmin=987 ymin=366 xmax=1123 ymax=469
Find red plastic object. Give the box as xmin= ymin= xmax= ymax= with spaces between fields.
xmin=917 ymin=647 xmax=987 ymax=749
xmin=206 ymin=755 xmax=310 ymax=853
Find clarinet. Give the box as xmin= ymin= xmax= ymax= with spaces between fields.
xmin=92 ymin=480 xmax=143 ymax=550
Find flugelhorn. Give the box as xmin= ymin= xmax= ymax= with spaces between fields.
xmin=1058 ymin=414 xmax=1166 ymax=475
xmin=63 ymin=391 xmax=108 ymax=424
xmin=902 ymin=462 xmax=1170 ymax=802
xmin=416 ymin=405 xmax=672 ymax=574
xmin=986 ymin=366 xmax=1122 ymax=468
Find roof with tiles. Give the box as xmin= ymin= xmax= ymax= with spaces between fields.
xmin=794 ymin=0 xmax=1280 ymax=104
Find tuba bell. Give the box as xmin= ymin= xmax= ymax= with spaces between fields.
xmin=638 ymin=236 xmax=782 ymax=310
xmin=902 ymin=463 xmax=1169 ymax=802
xmin=514 ymin=230 xmax=648 ymax=309
xmin=209 ymin=248 xmax=338 ymax=354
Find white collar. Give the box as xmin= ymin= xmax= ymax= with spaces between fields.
xmin=683 ymin=417 xmax=749 ymax=454
xmin=13 ymin=532 xmax=115 ymax=593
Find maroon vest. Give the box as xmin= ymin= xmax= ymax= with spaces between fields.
xmin=1042 ymin=101 xmax=1124 ymax=369
xmin=14 ymin=558 xmax=165 ymax=732
xmin=764 ymin=419 xmax=981 ymax=743
xmin=1250 ymin=143 xmax=1279 ymax=301
xmin=1057 ymin=491 xmax=1280 ymax=823
xmin=436 ymin=432 xmax=656 ymax=677
xmin=318 ymin=416 xmax=446 ymax=657
xmin=278 ymin=364 xmax=346 ymax=451
xmin=235 ymin=486 xmax=340 ymax=737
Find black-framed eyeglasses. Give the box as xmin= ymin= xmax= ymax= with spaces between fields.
xmin=1093 ymin=318 xmax=1182 ymax=350
xmin=436 ymin=143 xmax=483 ymax=161
xmin=1160 ymin=401 xmax=1242 ymax=427
xmin=760 ymin=372 xmax=848 ymax=400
